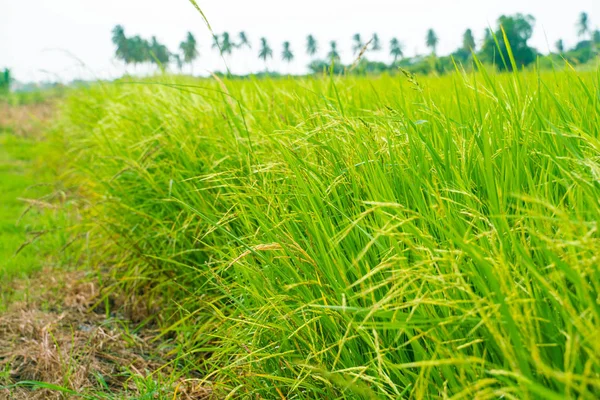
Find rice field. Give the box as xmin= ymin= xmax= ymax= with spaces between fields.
xmin=52 ymin=66 xmax=600 ymax=398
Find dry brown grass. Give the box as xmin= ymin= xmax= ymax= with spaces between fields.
xmin=0 ymin=102 xmax=55 ymax=137
xmin=0 ymin=268 xmax=211 ymax=399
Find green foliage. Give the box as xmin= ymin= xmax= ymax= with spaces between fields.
xmin=480 ymin=14 xmax=537 ymax=71
xmin=59 ymin=66 xmax=600 ymax=399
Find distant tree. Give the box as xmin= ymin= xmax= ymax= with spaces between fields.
xmin=258 ymin=37 xmax=273 ymax=69
xmin=594 ymin=30 xmax=600 ymax=44
xmin=211 ymin=34 xmax=221 ymax=51
xmin=111 ymin=25 xmax=129 ymax=66
xmin=389 ymin=38 xmax=404 ymax=62
xmin=555 ymin=39 xmax=565 ymax=54
xmin=352 ymin=33 xmax=364 ymax=54
xmin=0 ymin=68 xmax=10 ymax=94
xmin=220 ymin=32 xmax=234 ymax=55
xmin=371 ymin=33 xmax=382 ymax=51
xmin=282 ymin=41 xmax=294 ymax=63
xmin=238 ymin=31 xmax=251 ymax=48
xmin=173 ymin=54 xmax=183 ymax=72
xmin=306 ymin=35 xmax=318 ymax=57
xmin=179 ymin=32 xmax=198 ymax=73
xmin=577 ymin=12 xmax=590 ymax=39
xmin=462 ymin=29 xmax=476 ymax=51
xmin=149 ymin=36 xmax=171 ymax=68
xmin=480 ymin=14 xmax=536 ymax=71
xmin=426 ymin=29 xmax=439 ymax=54
xmin=328 ymin=40 xmax=340 ymax=62
xmin=128 ymin=35 xmax=150 ymax=69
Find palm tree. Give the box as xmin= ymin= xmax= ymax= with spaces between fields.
xmin=173 ymin=54 xmax=183 ymax=72
xmin=149 ymin=36 xmax=170 ymax=69
xmin=128 ymin=35 xmax=150 ymax=70
xmin=426 ymin=29 xmax=439 ymax=55
xmin=577 ymin=12 xmax=589 ymax=39
xmin=179 ymin=32 xmax=198 ymax=74
xmin=282 ymin=41 xmax=294 ymax=62
xmin=238 ymin=31 xmax=251 ymax=49
xmin=111 ymin=25 xmax=129 ymax=66
xmin=220 ymin=32 xmax=234 ymax=55
xmin=306 ymin=35 xmax=318 ymax=57
xmin=352 ymin=33 xmax=364 ymax=54
xmin=258 ymin=37 xmax=273 ymax=69
xmin=389 ymin=38 xmax=404 ymax=62
xmin=327 ymin=40 xmax=340 ymax=62
xmin=462 ymin=29 xmax=476 ymax=51
xmin=555 ymin=39 xmax=565 ymax=54
xmin=211 ymin=34 xmax=221 ymax=52
xmin=371 ymin=33 xmax=381 ymax=51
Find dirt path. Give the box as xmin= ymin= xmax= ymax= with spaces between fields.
xmin=0 ymin=269 xmax=171 ymax=399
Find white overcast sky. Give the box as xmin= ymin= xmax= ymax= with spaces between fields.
xmin=1 ymin=0 xmax=598 ymax=82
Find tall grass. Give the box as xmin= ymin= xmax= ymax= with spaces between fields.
xmin=59 ymin=67 xmax=600 ymax=398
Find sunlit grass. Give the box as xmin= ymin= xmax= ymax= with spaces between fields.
xmin=59 ymin=67 xmax=600 ymax=398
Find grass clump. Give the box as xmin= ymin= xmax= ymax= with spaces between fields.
xmin=58 ymin=68 xmax=600 ymax=398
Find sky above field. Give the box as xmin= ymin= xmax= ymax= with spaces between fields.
xmin=2 ymin=0 xmax=599 ymax=82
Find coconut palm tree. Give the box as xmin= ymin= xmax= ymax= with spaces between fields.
xmin=577 ymin=12 xmax=590 ymax=39
xmin=149 ymin=36 xmax=170 ymax=69
xmin=173 ymin=54 xmax=183 ymax=72
xmin=220 ymin=32 xmax=234 ymax=55
xmin=352 ymin=33 xmax=364 ymax=54
xmin=179 ymin=32 xmax=198 ymax=74
xmin=211 ymin=34 xmax=220 ymax=51
xmin=426 ymin=29 xmax=439 ymax=55
xmin=327 ymin=40 xmax=340 ymax=62
xmin=238 ymin=31 xmax=251 ymax=49
xmin=111 ymin=25 xmax=129 ymax=66
xmin=389 ymin=38 xmax=404 ymax=62
xmin=258 ymin=37 xmax=273 ymax=69
xmin=282 ymin=41 xmax=294 ymax=62
xmin=371 ymin=33 xmax=381 ymax=51
xmin=306 ymin=35 xmax=318 ymax=57
xmin=128 ymin=35 xmax=149 ymax=70
xmin=462 ymin=29 xmax=476 ymax=51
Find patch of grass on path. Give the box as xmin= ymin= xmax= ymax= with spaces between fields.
xmin=0 ymin=105 xmax=70 ymax=309
xmin=1 ymin=133 xmax=50 ymax=277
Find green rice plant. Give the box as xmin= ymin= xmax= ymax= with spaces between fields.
xmin=58 ymin=65 xmax=600 ymax=398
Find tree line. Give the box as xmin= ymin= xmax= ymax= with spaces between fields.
xmin=112 ymin=12 xmax=599 ymax=75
